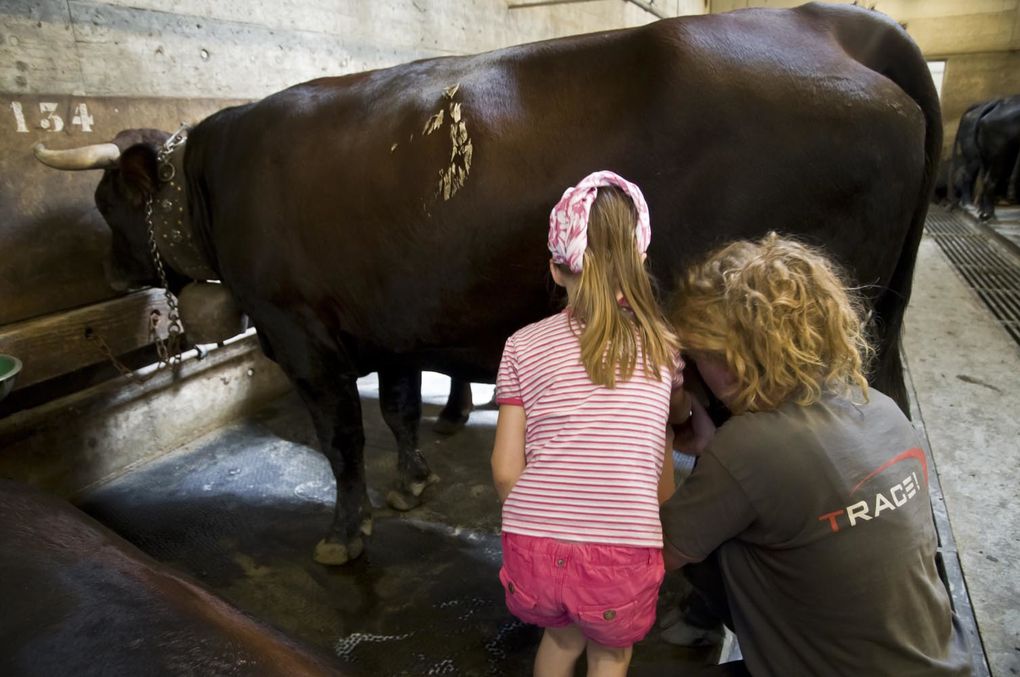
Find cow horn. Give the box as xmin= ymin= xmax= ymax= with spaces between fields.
xmin=33 ymin=142 xmax=121 ymax=170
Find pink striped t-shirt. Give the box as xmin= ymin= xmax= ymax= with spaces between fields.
xmin=495 ymin=309 xmax=682 ymax=548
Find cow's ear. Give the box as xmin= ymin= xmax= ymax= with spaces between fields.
xmin=117 ymin=143 xmax=159 ymax=207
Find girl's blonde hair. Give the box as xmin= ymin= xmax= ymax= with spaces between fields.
xmin=564 ymin=187 xmax=679 ymax=388
xmin=671 ymin=233 xmax=873 ymax=413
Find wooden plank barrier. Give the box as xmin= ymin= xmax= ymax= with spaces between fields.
xmin=0 ymin=289 xmax=171 ymax=391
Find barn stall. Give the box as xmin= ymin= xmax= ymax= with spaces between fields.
xmin=1 ymin=1 xmax=1018 ymax=675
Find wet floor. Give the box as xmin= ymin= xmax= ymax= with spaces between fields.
xmin=78 ymin=375 xmax=717 ymax=676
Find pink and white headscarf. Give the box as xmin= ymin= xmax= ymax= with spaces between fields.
xmin=548 ymin=170 xmax=651 ymax=274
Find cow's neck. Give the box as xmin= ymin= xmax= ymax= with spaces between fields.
xmin=150 ymin=141 xmax=218 ymax=281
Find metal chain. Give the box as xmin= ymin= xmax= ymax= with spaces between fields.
xmin=145 ymin=195 xmax=185 ymax=369
xmin=88 ymin=125 xmax=191 ymax=383
xmin=156 ymin=124 xmax=189 ymax=168
xmin=85 ymin=311 xmax=167 ymax=385
xmin=145 ymin=125 xmax=191 ymax=370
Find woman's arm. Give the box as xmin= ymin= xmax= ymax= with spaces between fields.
xmin=673 ymin=397 xmax=716 ymax=455
xmin=491 ymin=405 xmax=526 ymax=502
xmin=668 ymin=388 xmax=693 ymax=426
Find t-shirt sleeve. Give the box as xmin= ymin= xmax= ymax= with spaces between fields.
xmin=495 ymin=335 xmax=523 ymax=406
xmin=660 ymin=451 xmax=756 ymax=563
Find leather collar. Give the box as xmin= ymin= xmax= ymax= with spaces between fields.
xmin=151 ymin=141 xmax=218 ymax=281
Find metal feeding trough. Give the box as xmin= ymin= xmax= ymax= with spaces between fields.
xmin=0 ymin=354 xmax=22 ymax=402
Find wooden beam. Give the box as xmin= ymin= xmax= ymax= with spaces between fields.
xmin=0 ymin=332 xmax=291 ymax=498
xmin=0 ymin=289 xmax=172 ymax=391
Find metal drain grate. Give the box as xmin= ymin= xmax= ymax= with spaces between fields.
xmin=925 ymin=206 xmax=1020 ymax=345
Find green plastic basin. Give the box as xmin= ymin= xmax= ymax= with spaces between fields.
xmin=0 ymin=354 xmax=22 ymax=402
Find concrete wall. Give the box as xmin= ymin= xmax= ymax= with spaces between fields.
xmin=709 ymin=1 xmax=1020 ymax=159
xmin=2 ymin=0 xmax=704 ymax=100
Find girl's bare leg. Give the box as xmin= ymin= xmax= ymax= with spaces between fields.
xmin=586 ymin=641 xmax=633 ymax=677
xmin=534 ymin=625 xmax=587 ymax=677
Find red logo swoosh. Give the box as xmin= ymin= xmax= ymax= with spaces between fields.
xmin=849 ymin=447 xmax=927 ymax=496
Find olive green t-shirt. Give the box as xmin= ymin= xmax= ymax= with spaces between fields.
xmin=661 ymin=390 xmax=971 ymax=677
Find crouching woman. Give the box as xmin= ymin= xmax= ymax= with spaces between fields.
xmin=662 ymin=233 xmax=972 ymax=676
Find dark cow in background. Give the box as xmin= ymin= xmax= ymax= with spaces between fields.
xmin=35 ymin=3 xmax=941 ymax=565
xmin=0 ymin=480 xmax=343 ymax=676
xmin=949 ymin=99 xmax=999 ymax=207
xmin=976 ymin=95 xmax=1020 ymax=219
xmin=949 ymin=95 xmax=1020 ymax=218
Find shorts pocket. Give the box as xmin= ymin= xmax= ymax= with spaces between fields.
xmin=575 ymin=597 xmax=640 ymax=627
xmin=499 ymin=567 xmax=558 ymax=621
xmin=574 ymin=596 xmax=653 ymax=647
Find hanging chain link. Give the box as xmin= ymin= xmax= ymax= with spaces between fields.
xmin=85 ymin=311 xmax=167 ymax=384
xmin=87 ymin=125 xmax=191 ymax=383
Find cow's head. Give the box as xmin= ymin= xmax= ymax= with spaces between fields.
xmin=34 ymin=129 xmax=185 ymax=293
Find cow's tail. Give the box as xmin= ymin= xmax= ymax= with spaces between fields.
xmin=801 ymin=2 xmax=942 ymax=413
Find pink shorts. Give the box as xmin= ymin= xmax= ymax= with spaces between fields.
xmin=499 ymin=532 xmax=664 ymax=648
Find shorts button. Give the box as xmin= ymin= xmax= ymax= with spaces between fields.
xmin=508 ymin=582 xmax=515 ymax=594
xmin=556 ymin=558 xmax=565 ymax=568
xmin=603 ymin=609 xmax=616 ymax=621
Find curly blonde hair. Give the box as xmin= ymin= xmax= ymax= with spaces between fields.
xmin=671 ymin=233 xmax=873 ymax=413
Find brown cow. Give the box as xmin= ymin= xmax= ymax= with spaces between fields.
xmin=34 ymin=3 xmax=941 ymax=564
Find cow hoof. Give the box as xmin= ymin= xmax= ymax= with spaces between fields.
xmin=313 ymin=537 xmax=363 ymax=565
xmin=433 ymin=414 xmax=468 ymax=435
xmin=386 ymin=489 xmax=420 ymax=512
xmin=360 ymin=516 xmax=373 ymax=537
xmin=387 ymin=474 xmax=440 ymax=511
xmin=410 ymin=472 xmax=440 ymax=497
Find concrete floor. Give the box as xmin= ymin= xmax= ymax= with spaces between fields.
xmin=78 ymin=376 xmax=717 ymax=676
xmin=903 ymin=220 xmax=1020 ymax=676
xmin=984 ymin=206 xmax=1020 ymax=252
xmin=72 ymin=210 xmax=1019 ymax=676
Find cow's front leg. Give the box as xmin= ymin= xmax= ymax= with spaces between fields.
xmin=295 ymin=372 xmax=374 ymax=565
xmin=433 ymin=377 xmax=473 ymax=435
xmin=251 ymin=309 xmax=372 ymax=565
xmin=378 ymin=366 xmax=439 ymax=510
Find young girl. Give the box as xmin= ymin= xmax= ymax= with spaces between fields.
xmin=662 ymin=234 xmax=971 ymax=676
xmin=491 ymin=171 xmax=691 ymax=677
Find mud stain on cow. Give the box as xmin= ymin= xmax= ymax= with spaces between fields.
xmin=418 ymin=84 xmax=473 ymax=202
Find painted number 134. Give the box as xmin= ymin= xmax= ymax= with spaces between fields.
xmin=10 ymin=101 xmax=95 ymax=133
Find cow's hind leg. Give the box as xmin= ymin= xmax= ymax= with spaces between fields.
xmin=300 ymin=372 xmax=373 ymax=565
xmin=379 ymin=366 xmax=439 ymax=511
xmin=433 ymin=377 xmax=473 ymax=435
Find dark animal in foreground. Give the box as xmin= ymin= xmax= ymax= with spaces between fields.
xmin=0 ymin=480 xmax=343 ymax=676
xmin=34 ymin=2 xmax=941 ymax=564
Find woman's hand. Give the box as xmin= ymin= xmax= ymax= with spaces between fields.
xmin=672 ymin=397 xmax=715 ymax=455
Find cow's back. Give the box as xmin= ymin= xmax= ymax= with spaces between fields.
xmin=186 ymin=4 xmax=935 ymax=383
